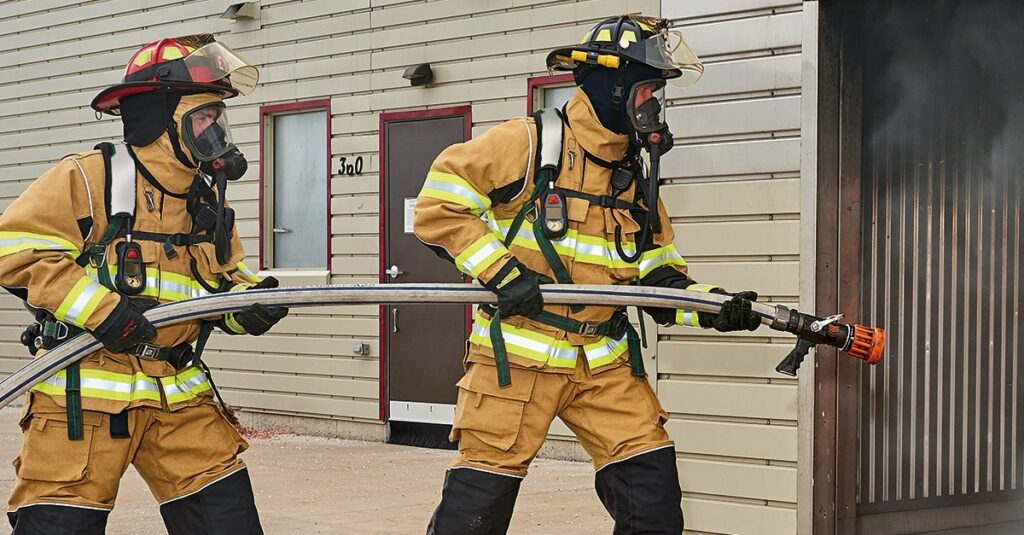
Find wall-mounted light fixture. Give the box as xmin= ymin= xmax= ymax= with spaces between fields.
xmin=221 ymin=2 xmax=260 ymax=21
xmin=402 ymin=63 xmax=434 ymax=87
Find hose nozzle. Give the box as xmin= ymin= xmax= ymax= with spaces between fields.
xmin=845 ymin=324 xmax=886 ymax=365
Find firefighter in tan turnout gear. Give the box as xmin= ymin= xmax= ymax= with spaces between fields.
xmin=1 ymin=35 xmax=286 ymax=534
xmin=415 ymin=16 xmax=762 ymax=534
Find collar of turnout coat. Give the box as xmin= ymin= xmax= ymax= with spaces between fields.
xmin=563 ymin=88 xmax=631 ymax=164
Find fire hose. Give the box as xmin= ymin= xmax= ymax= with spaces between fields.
xmin=0 ymin=283 xmax=885 ymax=410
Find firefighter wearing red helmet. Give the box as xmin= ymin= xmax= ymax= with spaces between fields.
xmin=2 ymin=35 xmax=283 ymax=534
xmin=417 ymin=16 xmax=761 ymax=534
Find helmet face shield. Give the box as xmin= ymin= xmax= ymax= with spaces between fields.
xmin=182 ymin=42 xmax=259 ymax=96
xmin=627 ymin=80 xmax=667 ymax=133
xmin=625 ymin=31 xmax=703 ymax=87
xmin=182 ymin=103 xmax=236 ymax=162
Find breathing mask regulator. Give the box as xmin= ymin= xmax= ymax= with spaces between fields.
xmin=179 ymin=101 xmax=246 ymax=265
xmin=546 ymin=15 xmax=703 ymax=261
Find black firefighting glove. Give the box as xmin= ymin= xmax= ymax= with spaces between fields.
xmin=92 ymin=297 xmax=157 ymax=353
xmin=482 ymin=259 xmax=554 ymax=318
xmin=644 ymin=306 xmax=676 ymax=326
xmin=233 ymin=303 xmax=289 ymax=336
xmin=231 ymin=277 xmax=289 ymax=336
xmin=699 ymin=290 xmax=761 ymax=332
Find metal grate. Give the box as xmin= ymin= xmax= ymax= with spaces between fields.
xmin=858 ymin=110 xmax=1023 ymax=506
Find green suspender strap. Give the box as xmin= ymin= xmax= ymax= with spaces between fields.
xmin=57 ymin=142 xmax=135 ymax=440
xmin=489 ymin=315 xmax=513 ymax=387
xmin=490 ymin=108 xmax=571 ymax=387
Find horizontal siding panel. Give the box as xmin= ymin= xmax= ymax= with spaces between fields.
xmin=331 ymin=236 xmax=379 ymax=255
xmin=679 ymin=458 xmax=796 ymax=502
xmin=331 ymin=195 xmax=378 ymax=215
xmin=205 ymin=352 xmax=379 ymax=378
xmin=251 ymin=316 xmax=378 ymax=337
xmin=682 ymin=261 xmax=799 ymax=297
xmin=683 ymin=497 xmax=795 ymax=535
xmin=659 ymin=380 xmax=797 ymax=420
xmin=331 ymin=257 xmax=378 ymax=276
xmin=658 ymin=341 xmax=792 ymax=378
xmin=214 ymin=370 xmax=378 ymax=399
xmin=224 ymin=389 xmax=379 ymax=420
xmin=663 ymin=138 xmax=800 ymax=179
xmin=671 ymin=53 xmax=801 ymax=99
xmin=669 ymin=419 xmax=797 ymax=461
xmin=674 ymin=220 xmax=799 ymax=257
xmin=0 ymin=0 xmax=190 ymax=39
xmin=665 ymin=0 xmax=800 ymax=19
xmin=332 ymin=176 xmax=381 ymax=197
xmin=670 ymin=95 xmax=801 ymax=139
xmin=207 ymin=333 xmax=375 ymax=358
xmin=331 ymin=216 xmax=379 ymax=235
xmin=683 ymin=11 xmax=801 ymax=58
xmin=661 ymin=178 xmax=800 ymax=218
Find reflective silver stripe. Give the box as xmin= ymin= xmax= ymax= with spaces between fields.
xmin=162 ymin=369 xmax=211 ymax=399
xmin=0 ymin=235 xmax=77 ymax=255
xmin=638 ymin=245 xmax=685 ymax=276
xmin=471 ymin=322 xmax=578 ymax=362
xmin=459 ymin=241 xmax=503 ymax=273
xmin=61 ymin=279 xmax=107 ymax=325
xmin=487 ymin=218 xmax=638 ymax=265
xmin=583 ymin=333 xmax=628 ymax=362
xmin=420 ymin=171 xmax=491 ymax=214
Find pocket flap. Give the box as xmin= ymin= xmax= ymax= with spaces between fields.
xmin=456 ymin=362 xmax=537 ymax=402
xmin=566 ymin=197 xmax=590 ymax=223
xmin=606 ymin=208 xmax=641 ymax=235
xmin=195 ymin=242 xmax=233 ymax=274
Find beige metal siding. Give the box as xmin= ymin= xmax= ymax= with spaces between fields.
xmin=1 ymin=1 xmax=805 ymax=530
xmin=660 ymin=1 xmax=803 ymax=533
xmin=0 ymin=0 xmax=653 ymax=420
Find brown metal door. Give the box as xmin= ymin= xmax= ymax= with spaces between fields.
xmin=382 ymin=111 xmax=469 ymax=427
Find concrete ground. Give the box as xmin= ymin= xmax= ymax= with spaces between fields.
xmin=0 ymin=408 xmax=611 ymax=534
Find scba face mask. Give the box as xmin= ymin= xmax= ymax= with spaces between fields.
xmin=182 ymin=102 xmax=247 ymax=181
xmin=627 ymin=79 xmax=667 ymax=134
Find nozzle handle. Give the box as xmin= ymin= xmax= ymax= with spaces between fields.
xmin=776 ymin=337 xmax=815 ymax=377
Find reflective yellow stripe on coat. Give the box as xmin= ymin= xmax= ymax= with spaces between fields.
xmin=469 ymin=312 xmax=631 ymax=369
xmin=32 ymin=366 xmax=211 ymax=405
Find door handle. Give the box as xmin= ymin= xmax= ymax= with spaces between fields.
xmin=272 ymin=228 xmax=292 ymax=234
xmin=385 ymin=265 xmax=404 ymax=279
xmin=392 ymin=307 xmax=399 ymax=333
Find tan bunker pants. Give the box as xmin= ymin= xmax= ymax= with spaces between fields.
xmin=449 ymin=355 xmax=674 ymax=477
xmin=8 ymin=392 xmax=248 ymax=512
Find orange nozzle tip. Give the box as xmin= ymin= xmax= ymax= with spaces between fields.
xmin=847 ymin=324 xmax=886 ymax=365
xmin=868 ymin=327 xmax=886 ymax=364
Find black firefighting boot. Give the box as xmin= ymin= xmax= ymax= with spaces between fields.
xmin=595 ymin=446 xmax=684 ymax=534
xmin=426 ymin=467 xmax=523 ymax=535
xmin=8 ymin=504 xmax=109 ymax=535
xmin=159 ymin=468 xmax=264 ymax=535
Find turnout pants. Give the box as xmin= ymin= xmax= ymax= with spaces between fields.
xmin=7 ymin=393 xmax=261 ymax=534
xmin=429 ymin=357 xmax=684 ymax=534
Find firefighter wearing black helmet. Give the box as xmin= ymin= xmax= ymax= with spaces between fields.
xmin=416 ymin=15 xmax=762 ymax=534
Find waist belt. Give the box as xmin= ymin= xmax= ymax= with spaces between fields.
xmin=20 ymin=317 xmax=200 ymax=441
xmin=480 ymin=305 xmax=644 ymax=387
xmin=130 ymin=342 xmax=196 ymax=369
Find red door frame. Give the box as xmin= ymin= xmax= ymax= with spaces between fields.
xmin=257 ymin=99 xmax=333 ymax=270
xmin=377 ymin=105 xmax=473 ymax=421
